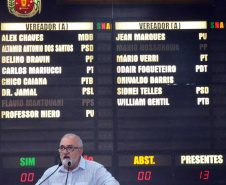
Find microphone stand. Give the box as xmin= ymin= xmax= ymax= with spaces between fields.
xmin=65 ymin=161 xmax=71 ymax=185
xmin=38 ymin=163 xmax=62 ymax=185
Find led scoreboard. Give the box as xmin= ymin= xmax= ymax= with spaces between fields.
xmin=0 ymin=0 xmax=226 ymax=184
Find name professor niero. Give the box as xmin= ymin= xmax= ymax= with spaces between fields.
xmin=1 ymin=110 xmax=61 ymax=119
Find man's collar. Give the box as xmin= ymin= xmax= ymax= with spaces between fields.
xmin=79 ymin=156 xmax=86 ymax=170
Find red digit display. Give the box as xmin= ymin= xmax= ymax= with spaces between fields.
xmin=28 ymin=173 xmax=34 ymax=182
xmin=20 ymin=173 xmax=27 ymax=183
xmin=20 ymin=173 xmax=34 ymax=182
xmin=138 ymin=171 xmax=144 ymax=180
xmin=145 ymin=171 xmax=151 ymax=180
xmin=138 ymin=171 xmax=151 ymax=181
xmin=200 ymin=170 xmax=209 ymax=180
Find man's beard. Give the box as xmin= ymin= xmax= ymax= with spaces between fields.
xmin=62 ymin=158 xmax=71 ymax=167
xmin=61 ymin=155 xmax=79 ymax=167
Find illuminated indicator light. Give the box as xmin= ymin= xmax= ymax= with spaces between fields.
xmin=20 ymin=173 xmax=34 ymax=182
xmin=134 ymin=156 xmax=155 ymax=165
xmin=210 ymin=22 xmax=214 ymax=28
xmin=20 ymin=157 xmax=35 ymax=166
xmin=102 ymin=23 xmax=106 ymax=29
xmin=220 ymin=22 xmax=225 ymax=28
xmin=210 ymin=22 xmax=225 ymax=29
xmin=97 ymin=23 xmax=112 ymax=30
xmin=138 ymin=171 xmax=151 ymax=181
xmin=200 ymin=170 xmax=209 ymax=180
xmin=215 ymin=22 xmax=219 ymax=28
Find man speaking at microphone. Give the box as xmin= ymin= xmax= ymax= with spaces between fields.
xmin=35 ymin=133 xmax=120 ymax=185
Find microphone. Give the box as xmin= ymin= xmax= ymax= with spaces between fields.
xmin=68 ymin=161 xmax=71 ymax=167
xmin=38 ymin=163 xmax=62 ymax=185
xmin=65 ymin=161 xmax=71 ymax=185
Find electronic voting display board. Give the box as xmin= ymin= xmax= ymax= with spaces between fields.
xmin=0 ymin=0 xmax=226 ymax=184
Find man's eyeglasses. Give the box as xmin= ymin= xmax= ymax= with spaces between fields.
xmin=58 ymin=146 xmax=81 ymax=152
